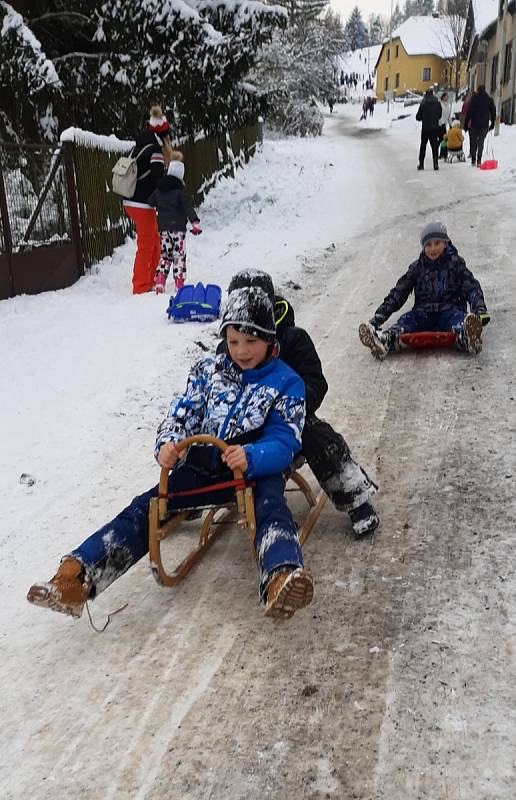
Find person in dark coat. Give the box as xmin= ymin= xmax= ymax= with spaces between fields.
xmin=359 ymin=221 xmax=488 ymax=359
xmin=464 ymin=85 xmax=496 ymax=167
xmin=416 ymin=88 xmax=442 ymax=171
xmin=123 ymin=104 xmax=173 ymax=294
xmin=221 ymin=270 xmax=379 ymax=536
xmin=148 ymin=159 xmax=201 ymax=293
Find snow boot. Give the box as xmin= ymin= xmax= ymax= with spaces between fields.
xmin=27 ymin=557 xmax=91 ymax=618
xmin=417 ymin=164 xmax=424 ymax=171
xmin=349 ymin=502 xmax=379 ymax=536
xmin=358 ymin=322 xmax=387 ymax=360
xmin=154 ymin=272 xmax=166 ymax=294
xmin=433 ymin=159 xmax=439 ymax=171
xmin=264 ymin=568 xmax=314 ymax=620
xmin=175 ymin=275 xmax=185 ymax=292
xmin=462 ymin=312 xmax=483 ymax=354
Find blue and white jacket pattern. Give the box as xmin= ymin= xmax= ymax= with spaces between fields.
xmin=155 ymin=353 xmax=305 ymax=478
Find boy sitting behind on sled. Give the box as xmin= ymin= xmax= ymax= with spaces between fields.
xmin=27 ymin=280 xmax=313 ymax=621
xmin=444 ymin=120 xmax=465 ymax=156
xmin=359 ymin=221 xmax=488 ymax=360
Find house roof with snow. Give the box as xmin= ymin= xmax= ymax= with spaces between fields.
xmin=472 ymin=0 xmax=498 ymax=38
xmin=376 ymin=16 xmax=465 ymax=65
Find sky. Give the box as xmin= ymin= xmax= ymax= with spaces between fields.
xmin=330 ymin=0 xmax=394 ymax=23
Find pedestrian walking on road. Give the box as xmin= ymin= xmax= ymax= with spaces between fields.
xmin=416 ymin=88 xmax=442 ymax=171
xmin=464 ymin=85 xmax=496 ymax=167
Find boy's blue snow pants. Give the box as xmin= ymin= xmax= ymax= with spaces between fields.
xmin=71 ymin=466 xmax=303 ymax=601
xmin=387 ymin=307 xmax=468 ymax=350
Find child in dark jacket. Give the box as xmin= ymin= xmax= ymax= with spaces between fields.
xmin=27 ymin=279 xmax=313 ymax=622
xmin=221 ymin=270 xmax=379 ymax=536
xmin=359 ymin=221 xmax=488 ymax=359
xmin=148 ymin=160 xmax=201 ymax=294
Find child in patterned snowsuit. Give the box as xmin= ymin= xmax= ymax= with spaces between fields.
xmin=27 ymin=280 xmax=314 ymax=621
xmin=359 ymin=221 xmax=488 ymax=359
xmin=148 ymin=160 xmax=201 ymax=293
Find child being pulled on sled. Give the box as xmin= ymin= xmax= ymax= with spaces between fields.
xmin=444 ymin=120 xmax=465 ymax=158
xmin=27 ymin=276 xmax=314 ymax=621
xmin=359 ymin=221 xmax=489 ymax=359
xmin=148 ymin=154 xmax=201 ymax=294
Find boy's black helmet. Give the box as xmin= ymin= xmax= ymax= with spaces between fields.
xmin=219 ymin=286 xmax=276 ymax=341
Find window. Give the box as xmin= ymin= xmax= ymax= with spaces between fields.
xmin=395 ymin=45 xmax=399 ymax=58
xmin=387 ymin=48 xmax=390 ymax=62
xmin=384 ymin=76 xmax=389 ymax=91
xmin=504 ymin=41 xmax=512 ymax=84
xmin=395 ymin=73 xmax=400 ymax=88
xmin=491 ymin=53 xmax=499 ymax=93
xmin=422 ymin=67 xmax=431 ymax=81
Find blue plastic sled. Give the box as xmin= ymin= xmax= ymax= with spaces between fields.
xmin=167 ymin=282 xmax=222 ymax=323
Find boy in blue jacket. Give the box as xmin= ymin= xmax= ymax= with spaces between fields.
xmin=359 ymin=221 xmax=488 ymax=359
xmin=27 ymin=281 xmax=313 ymax=621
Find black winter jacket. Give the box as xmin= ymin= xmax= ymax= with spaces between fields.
xmin=127 ymin=130 xmax=165 ymax=205
xmin=373 ymin=243 xmax=487 ymax=324
xmin=217 ymin=295 xmax=328 ymax=417
xmin=464 ymin=88 xmax=496 ymax=131
xmin=416 ymin=95 xmax=442 ymax=131
xmin=148 ymin=175 xmax=199 ymax=232
xmin=275 ymin=297 xmax=328 ymax=416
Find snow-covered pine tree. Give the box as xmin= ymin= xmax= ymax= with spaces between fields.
xmin=367 ymin=13 xmax=386 ymax=46
xmin=403 ymin=0 xmax=434 ymax=18
xmin=344 ymin=6 xmax=369 ymax=51
xmin=271 ymin=0 xmax=329 ymax=27
xmin=0 ymin=0 xmax=286 ymax=142
xmin=390 ymin=2 xmax=404 ymax=29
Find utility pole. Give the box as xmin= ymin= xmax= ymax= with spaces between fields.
xmin=387 ymin=0 xmax=394 ymax=112
xmin=494 ymin=0 xmax=509 ymax=136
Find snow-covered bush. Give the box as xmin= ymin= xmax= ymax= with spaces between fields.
xmin=0 ymin=0 xmax=285 ymax=143
xmin=275 ymin=101 xmax=323 ymax=137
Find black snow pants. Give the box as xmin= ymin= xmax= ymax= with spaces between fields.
xmin=419 ymin=129 xmax=439 ymax=166
xmin=301 ymin=415 xmax=377 ymax=512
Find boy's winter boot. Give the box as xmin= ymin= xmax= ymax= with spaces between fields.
xmin=358 ymin=322 xmax=387 ymax=360
xmin=27 ymin=557 xmax=91 ymax=618
xmin=154 ymin=272 xmax=166 ymax=294
xmin=264 ymin=568 xmax=314 ymax=620
xmin=462 ymin=313 xmax=483 ymax=354
xmin=349 ymin=501 xmax=380 ymax=536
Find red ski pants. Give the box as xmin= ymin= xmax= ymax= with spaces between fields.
xmin=124 ymin=205 xmax=160 ymax=294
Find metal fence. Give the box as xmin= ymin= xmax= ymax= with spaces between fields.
xmin=0 ymin=122 xmax=259 ymax=297
xmin=0 ymin=142 xmax=82 ymax=299
xmin=70 ymin=122 xmax=259 ymax=268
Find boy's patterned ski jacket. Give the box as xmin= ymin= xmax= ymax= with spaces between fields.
xmin=373 ymin=243 xmax=487 ymax=324
xmin=155 ymin=353 xmax=305 ymax=479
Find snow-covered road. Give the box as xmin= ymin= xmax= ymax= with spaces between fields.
xmin=2 ymin=106 xmax=516 ymax=798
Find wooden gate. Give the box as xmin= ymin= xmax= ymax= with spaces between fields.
xmin=0 ymin=142 xmax=83 ymax=300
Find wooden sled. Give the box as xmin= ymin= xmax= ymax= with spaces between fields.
xmin=399 ymin=331 xmax=456 ymax=350
xmin=148 ymin=434 xmax=327 ymax=587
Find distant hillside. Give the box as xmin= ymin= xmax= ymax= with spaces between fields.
xmin=337 ymin=45 xmax=382 ymax=83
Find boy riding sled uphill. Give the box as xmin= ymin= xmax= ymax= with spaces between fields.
xmin=359 ymin=221 xmax=489 ymax=359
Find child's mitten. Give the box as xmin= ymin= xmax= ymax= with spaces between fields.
xmin=191 ymin=222 xmax=202 ymax=236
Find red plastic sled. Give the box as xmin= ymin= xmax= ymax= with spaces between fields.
xmin=480 ymin=159 xmax=498 ymax=170
xmin=399 ymin=331 xmax=456 ymax=349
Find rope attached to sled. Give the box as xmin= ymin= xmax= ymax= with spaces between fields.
xmin=158 ymin=477 xmax=255 ymax=501
xmin=85 ymin=601 xmax=128 ymax=633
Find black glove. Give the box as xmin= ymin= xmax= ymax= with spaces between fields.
xmin=478 ymin=312 xmax=491 ymax=327
xmin=369 ymin=316 xmax=384 ymax=330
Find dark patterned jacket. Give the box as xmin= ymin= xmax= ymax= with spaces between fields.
xmin=373 ymin=243 xmax=487 ymax=324
xmin=148 ymin=175 xmax=199 ymax=232
xmin=155 ymin=353 xmax=305 ymax=479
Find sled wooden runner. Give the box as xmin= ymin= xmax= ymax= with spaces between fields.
xmin=148 ymin=434 xmax=326 ymax=587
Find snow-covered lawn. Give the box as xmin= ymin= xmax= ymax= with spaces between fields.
xmin=2 ymin=105 xmax=516 ymax=799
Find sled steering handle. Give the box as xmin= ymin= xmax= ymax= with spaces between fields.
xmin=158 ymin=435 xmax=245 ymax=520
